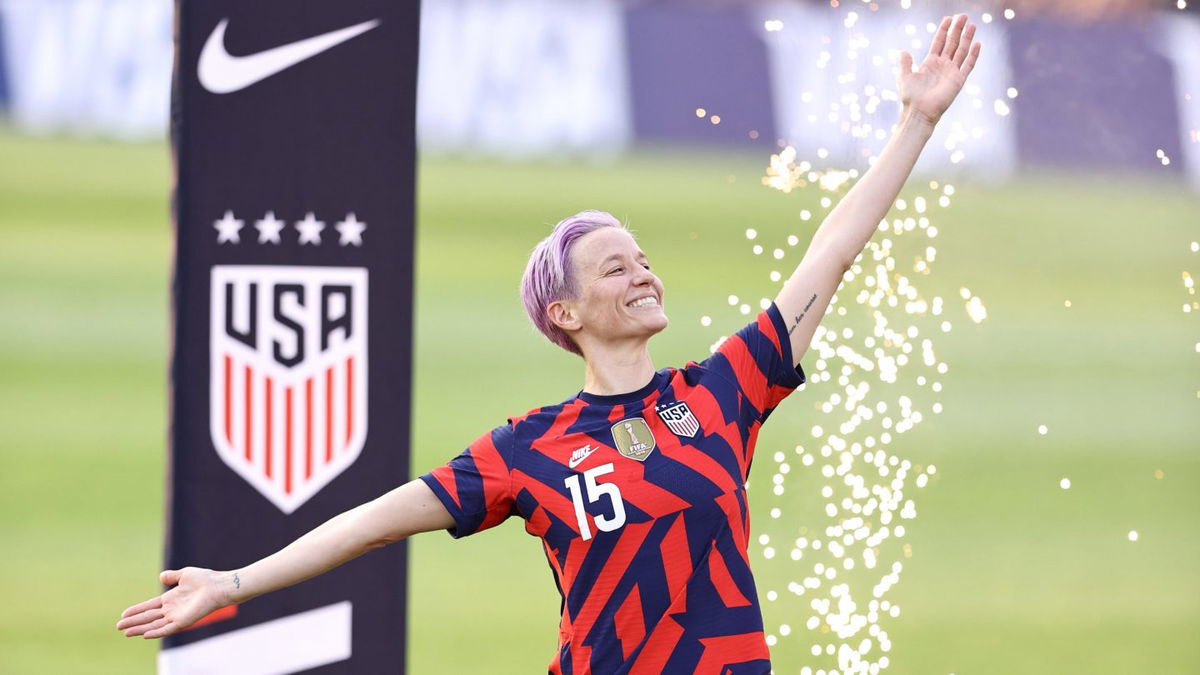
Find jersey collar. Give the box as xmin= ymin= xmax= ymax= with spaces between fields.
xmin=576 ymin=370 xmax=668 ymax=406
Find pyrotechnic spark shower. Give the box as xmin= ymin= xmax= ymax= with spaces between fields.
xmin=732 ymin=168 xmax=987 ymax=674
xmin=702 ymin=3 xmax=1013 ymax=672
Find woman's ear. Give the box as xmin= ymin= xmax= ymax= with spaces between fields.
xmin=547 ymin=300 xmax=581 ymax=333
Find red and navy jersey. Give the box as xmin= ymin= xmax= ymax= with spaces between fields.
xmin=421 ymin=304 xmax=805 ymax=674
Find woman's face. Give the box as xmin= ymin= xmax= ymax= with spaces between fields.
xmin=563 ymin=227 xmax=668 ymax=349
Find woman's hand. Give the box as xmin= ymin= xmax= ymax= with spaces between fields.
xmin=116 ymin=567 xmax=233 ymax=639
xmin=898 ymin=14 xmax=981 ymax=127
xmin=115 ymin=480 xmax=453 ymax=642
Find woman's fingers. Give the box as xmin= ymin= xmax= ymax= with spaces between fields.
xmin=143 ymin=620 xmax=179 ymax=640
xmin=927 ymin=16 xmax=951 ymax=58
xmin=116 ymin=607 xmax=164 ymax=632
xmin=953 ymin=22 xmax=977 ymax=67
xmin=962 ymin=41 xmax=982 ymax=76
xmin=941 ymin=15 xmax=967 ymax=60
xmin=899 ymin=50 xmax=913 ymax=75
xmin=125 ymin=616 xmax=171 ymax=638
xmin=118 ymin=596 xmax=162 ymax=622
xmin=160 ymin=569 xmax=182 ymax=586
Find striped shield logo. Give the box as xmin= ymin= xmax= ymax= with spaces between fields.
xmin=655 ymin=401 xmax=700 ymax=438
xmin=210 ymin=265 xmax=368 ymax=513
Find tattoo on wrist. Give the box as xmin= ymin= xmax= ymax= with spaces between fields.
xmin=233 ymin=572 xmax=241 ymax=590
xmin=788 ymin=294 xmax=819 ymax=335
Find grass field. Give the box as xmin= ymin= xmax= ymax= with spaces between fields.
xmin=1 ymin=128 xmax=1197 ymax=674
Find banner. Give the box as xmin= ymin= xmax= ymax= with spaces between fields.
xmin=164 ymin=1 xmax=419 ymax=672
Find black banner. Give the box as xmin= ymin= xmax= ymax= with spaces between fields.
xmin=165 ymin=2 xmax=418 ymax=672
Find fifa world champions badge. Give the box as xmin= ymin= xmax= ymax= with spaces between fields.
xmin=611 ymin=417 xmax=656 ymax=461
xmin=210 ymin=265 xmax=369 ymax=513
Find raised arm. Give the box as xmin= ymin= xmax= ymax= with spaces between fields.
xmin=116 ymin=478 xmax=453 ymax=639
xmin=776 ymin=14 xmax=980 ymax=365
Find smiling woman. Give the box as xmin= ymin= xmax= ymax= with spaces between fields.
xmin=118 ymin=14 xmax=982 ymax=674
xmin=521 ymin=212 xmax=670 ymax=391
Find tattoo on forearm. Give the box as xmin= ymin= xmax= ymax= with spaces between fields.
xmin=788 ymin=294 xmax=819 ymax=335
xmin=233 ymin=572 xmax=241 ymax=589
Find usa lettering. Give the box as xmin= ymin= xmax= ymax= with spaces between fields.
xmin=224 ymin=280 xmax=355 ymax=367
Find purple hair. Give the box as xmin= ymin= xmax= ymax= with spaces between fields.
xmin=521 ymin=210 xmax=626 ymax=355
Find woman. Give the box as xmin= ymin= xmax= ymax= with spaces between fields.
xmin=119 ymin=15 xmax=980 ymax=673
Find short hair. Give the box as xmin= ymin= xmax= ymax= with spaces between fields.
xmin=520 ymin=210 xmax=626 ymax=356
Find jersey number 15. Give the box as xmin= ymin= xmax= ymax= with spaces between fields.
xmin=564 ymin=463 xmax=627 ymax=541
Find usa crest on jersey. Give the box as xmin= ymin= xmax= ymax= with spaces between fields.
xmin=210 ymin=265 xmax=368 ymax=513
xmin=656 ymin=401 xmax=700 ymax=438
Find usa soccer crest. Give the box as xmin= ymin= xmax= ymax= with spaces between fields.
xmin=210 ymin=265 xmax=368 ymax=513
xmin=656 ymin=401 xmax=700 ymax=438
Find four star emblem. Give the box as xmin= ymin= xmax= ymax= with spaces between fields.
xmin=212 ymin=210 xmax=367 ymax=246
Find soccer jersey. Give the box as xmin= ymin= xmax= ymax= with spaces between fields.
xmin=420 ymin=304 xmax=805 ymax=674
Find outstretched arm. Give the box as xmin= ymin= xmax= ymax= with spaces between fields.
xmin=776 ymin=14 xmax=980 ymax=364
xmin=116 ymin=478 xmax=453 ymax=639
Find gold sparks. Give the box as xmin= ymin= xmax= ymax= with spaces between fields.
xmin=695 ymin=107 xmax=707 ymax=118
xmin=763 ymin=147 xmax=808 ymax=192
xmin=1185 ymin=245 xmax=1197 ymax=319
xmin=762 ymin=146 xmax=863 ymax=194
xmin=735 ymin=168 xmax=986 ymax=674
xmin=1154 ymin=469 xmax=1165 ymax=480
xmin=960 ymin=288 xmax=988 ymax=323
xmin=818 ymin=170 xmax=853 ymax=191
xmin=739 ymin=11 xmax=1007 ymax=671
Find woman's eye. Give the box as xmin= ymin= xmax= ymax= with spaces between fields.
xmin=607 ymin=267 xmax=623 ymax=275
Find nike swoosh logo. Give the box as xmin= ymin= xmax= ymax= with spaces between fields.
xmin=198 ymin=18 xmax=381 ymax=94
xmin=567 ymin=445 xmax=597 ymax=469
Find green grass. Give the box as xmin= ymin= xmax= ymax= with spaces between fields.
xmin=1 ymin=129 xmax=1197 ymax=673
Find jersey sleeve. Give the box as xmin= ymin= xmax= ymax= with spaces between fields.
xmin=419 ymin=423 xmax=516 ymax=538
xmin=702 ymin=302 xmax=806 ymax=422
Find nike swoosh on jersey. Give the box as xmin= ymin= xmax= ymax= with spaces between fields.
xmin=567 ymin=445 xmax=597 ymax=469
xmin=198 ymin=18 xmax=381 ymax=94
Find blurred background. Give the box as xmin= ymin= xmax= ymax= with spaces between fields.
xmin=1 ymin=0 xmax=1197 ymax=673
